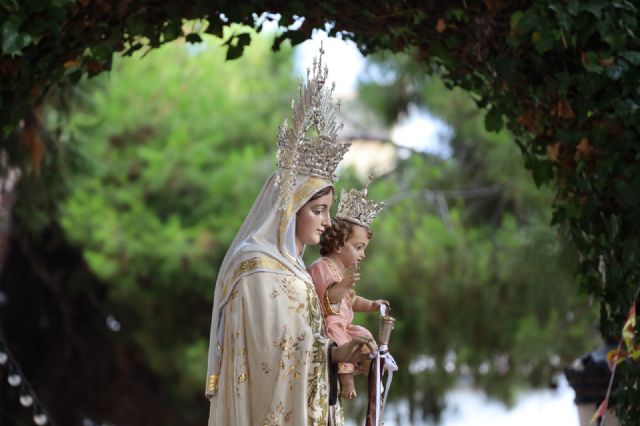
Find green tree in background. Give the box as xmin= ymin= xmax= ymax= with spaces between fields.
xmin=2 ymin=2 xmax=640 ymax=422
xmin=338 ymin=55 xmax=598 ymax=423
xmin=1 ymin=34 xmax=597 ymax=425
xmin=1 ymin=32 xmax=296 ymax=425
xmin=61 ymin=31 xmax=297 ymax=414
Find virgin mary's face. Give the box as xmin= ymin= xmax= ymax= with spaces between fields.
xmin=296 ymin=191 xmax=333 ymax=247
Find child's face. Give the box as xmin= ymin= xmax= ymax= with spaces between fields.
xmin=336 ymin=224 xmax=370 ymax=268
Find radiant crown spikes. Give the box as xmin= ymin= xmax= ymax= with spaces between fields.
xmin=336 ymin=176 xmax=385 ymax=229
xmin=275 ymin=44 xmax=351 ymax=210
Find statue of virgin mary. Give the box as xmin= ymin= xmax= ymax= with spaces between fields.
xmin=206 ymin=47 xmax=376 ymax=426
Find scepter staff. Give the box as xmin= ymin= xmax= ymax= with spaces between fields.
xmin=365 ymin=304 xmax=398 ymax=426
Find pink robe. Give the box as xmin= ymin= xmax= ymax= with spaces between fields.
xmin=308 ymin=257 xmax=373 ymax=374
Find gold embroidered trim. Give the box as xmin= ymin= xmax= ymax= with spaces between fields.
xmin=324 ymin=283 xmax=340 ymax=315
xmin=207 ymin=374 xmax=219 ymax=393
xmin=222 ymin=257 xmax=288 ymax=297
xmin=323 ymin=258 xmax=344 ymax=315
xmin=294 ymin=176 xmax=331 ymax=206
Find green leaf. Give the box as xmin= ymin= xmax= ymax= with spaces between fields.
xmin=185 ymin=33 xmax=202 ymax=44
xmin=514 ymin=12 xmax=539 ymax=33
xmin=446 ymin=8 xmax=465 ymax=21
xmin=123 ymin=42 xmax=144 ymax=56
xmin=510 ymin=11 xmax=524 ymax=31
xmin=531 ymin=160 xmax=553 ymax=187
xmin=208 ymin=22 xmax=224 ymax=38
xmin=582 ymin=52 xmax=604 ymax=73
xmin=550 ymin=207 xmax=566 ymax=226
xmin=1 ymin=14 xmax=32 ymax=56
xmin=605 ymin=62 xmax=628 ymax=80
xmin=620 ymin=51 xmax=640 ymax=65
xmin=3 ymin=124 xmax=15 ymax=136
xmin=225 ymin=43 xmax=244 ymax=60
xmin=162 ymin=20 xmax=182 ymax=43
xmin=222 ymin=32 xmax=252 ymax=60
xmin=582 ymin=1 xmax=604 ymax=18
xmin=554 ymin=71 xmax=572 ymax=95
xmin=531 ymin=30 xmax=557 ymax=54
xmin=286 ymin=30 xmax=308 ymax=47
xmin=236 ymin=32 xmax=251 ymax=48
xmin=0 ymin=0 xmax=18 ymax=12
xmin=271 ymin=33 xmax=287 ymax=52
xmin=567 ymin=0 xmax=580 ymax=15
xmin=485 ymin=107 xmax=503 ymax=132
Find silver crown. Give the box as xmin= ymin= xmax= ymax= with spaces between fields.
xmin=336 ymin=176 xmax=385 ymax=229
xmin=275 ymin=44 xmax=350 ymax=210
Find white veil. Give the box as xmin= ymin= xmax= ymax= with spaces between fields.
xmin=205 ymin=171 xmax=333 ymax=398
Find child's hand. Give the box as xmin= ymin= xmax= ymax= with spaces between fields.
xmin=341 ymin=263 xmax=361 ymax=289
xmin=329 ymin=263 xmax=360 ymax=303
xmin=371 ymin=299 xmax=390 ymax=312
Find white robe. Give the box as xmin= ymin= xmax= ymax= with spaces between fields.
xmin=206 ymin=174 xmax=345 ymax=425
xmin=208 ymin=259 xmax=343 ymax=425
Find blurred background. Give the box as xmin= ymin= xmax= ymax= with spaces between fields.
xmin=0 ymin=27 xmax=600 ymax=425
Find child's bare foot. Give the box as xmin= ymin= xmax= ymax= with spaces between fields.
xmin=339 ymin=373 xmax=357 ymax=399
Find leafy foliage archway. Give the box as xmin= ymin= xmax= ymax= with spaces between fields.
xmin=2 ymin=0 xmax=639 ymax=421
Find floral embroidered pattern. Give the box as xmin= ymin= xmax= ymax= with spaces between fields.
xmin=263 ymin=400 xmax=293 ymax=425
xmin=211 ymin=268 xmax=336 ymax=425
xmin=273 ymin=326 xmax=303 ymax=390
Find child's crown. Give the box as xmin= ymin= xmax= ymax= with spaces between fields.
xmin=336 ymin=175 xmax=385 ymax=229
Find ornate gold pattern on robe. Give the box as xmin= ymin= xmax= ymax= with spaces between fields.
xmin=208 ymin=262 xmax=342 ymax=426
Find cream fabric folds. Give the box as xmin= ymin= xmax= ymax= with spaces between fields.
xmin=206 ymin=173 xmax=343 ymax=425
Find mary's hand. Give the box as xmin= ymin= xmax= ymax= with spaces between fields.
xmin=330 ymin=336 xmax=378 ymax=364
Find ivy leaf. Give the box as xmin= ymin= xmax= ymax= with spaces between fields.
xmin=205 ymin=18 xmax=224 ymax=38
xmin=510 ymin=10 xmax=524 ymax=32
xmin=0 ymin=0 xmax=18 ymax=12
xmin=531 ymin=30 xmax=556 ymax=54
xmin=582 ymin=1 xmax=604 ymax=19
xmin=1 ymin=15 xmax=32 ymax=56
xmin=162 ymin=20 xmax=182 ymax=43
xmin=620 ymin=51 xmax=640 ymax=65
xmin=513 ymin=11 xmax=540 ymax=34
xmin=225 ymin=44 xmax=243 ymax=60
xmin=236 ymin=32 xmax=251 ymax=48
xmin=485 ymin=107 xmax=504 ymax=132
xmin=285 ymin=30 xmax=308 ymax=47
xmin=123 ymin=42 xmax=144 ymax=56
xmin=567 ymin=0 xmax=580 ymax=15
xmin=554 ymin=71 xmax=572 ymax=95
xmin=530 ymin=160 xmax=553 ymax=187
xmin=581 ymin=52 xmax=604 ymax=73
xmin=223 ymin=32 xmax=251 ymax=60
xmin=185 ymin=33 xmax=202 ymax=44
xmin=605 ymin=61 xmax=628 ymax=80
xmin=271 ymin=32 xmax=286 ymax=52
xmin=550 ymin=207 xmax=566 ymax=226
